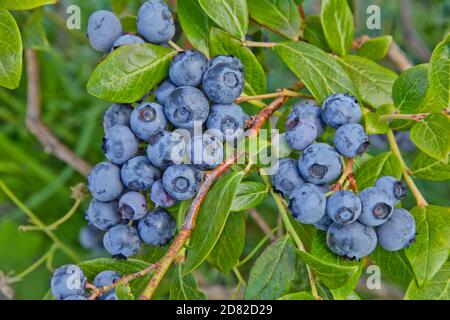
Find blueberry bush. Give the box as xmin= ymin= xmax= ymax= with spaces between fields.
xmin=0 ymin=0 xmax=449 ymax=301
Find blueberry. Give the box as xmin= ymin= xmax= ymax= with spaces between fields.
xmin=395 ymin=131 xmax=416 ymax=153
xmin=138 ymin=209 xmax=176 ymax=245
xmin=376 ymin=208 xmax=416 ymax=251
xmin=298 ymin=143 xmax=343 ymax=185
xmin=210 ymin=55 xmax=244 ymax=71
xmin=169 ymin=50 xmax=209 ymax=87
xmin=187 ymin=133 xmax=224 ymax=170
xmin=375 ymin=176 xmax=406 ymax=205
xmin=120 ymin=156 xmax=161 ymax=192
xmin=326 ymin=222 xmax=377 ymax=259
xmin=271 ymin=158 xmax=305 ymax=197
xmin=137 ymin=0 xmax=175 ymax=44
xmin=88 ymin=162 xmax=124 ymax=201
xmin=163 ymin=164 xmax=202 ymax=200
xmin=202 ymin=63 xmax=244 ymax=104
xmin=288 ymin=101 xmax=326 ymax=137
xmin=334 ymin=123 xmax=369 ymax=158
xmin=164 ymin=86 xmax=210 ymax=129
xmin=326 ymin=190 xmax=362 ymax=225
xmin=79 ymin=225 xmax=104 ymax=251
xmin=119 ymin=192 xmax=148 ymax=220
xmin=103 ymin=125 xmax=139 ymax=165
xmin=322 ymin=93 xmax=361 ymax=128
xmin=85 ymin=199 xmax=121 ymax=231
xmin=50 ymin=265 xmax=87 ymax=300
xmin=358 ymin=187 xmax=394 ymax=227
xmin=314 ymin=214 xmax=333 ymax=231
xmin=87 ymin=10 xmax=123 ymax=52
xmin=93 ymin=270 xmax=121 ymax=300
xmin=63 ymin=295 xmax=88 ymax=300
xmin=103 ymin=104 xmax=133 ymax=133
xmin=146 ymin=131 xmax=186 ymax=169
xmin=113 ymin=34 xmax=145 ymax=48
xmin=130 ymin=103 xmax=168 ymax=141
xmin=285 ymin=117 xmax=317 ymax=151
xmin=156 ymin=79 xmax=177 ymax=105
xmin=103 ymin=224 xmax=141 ymax=258
xmin=206 ymin=103 xmax=249 ymax=142
xmin=150 ymin=179 xmax=176 ymax=208
xmin=289 ymin=184 xmax=326 ymax=224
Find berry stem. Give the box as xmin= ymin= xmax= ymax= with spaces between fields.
xmin=242 ymin=40 xmax=277 ymax=48
xmin=167 ymin=40 xmax=183 ymax=52
xmin=332 ymin=158 xmax=358 ymax=193
xmin=386 ymin=130 xmax=428 ymax=207
xmin=236 ymin=89 xmax=311 ymax=103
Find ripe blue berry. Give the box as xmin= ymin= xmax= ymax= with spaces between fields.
xmin=285 ymin=117 xmax=317 ymax=151
xmin=120 ymin=156 xmax=161 ymax=192
xmin=88 ymin=162 xmax=124 ymax=201
xmin=119 ymin=192 xmax=148 ymax=220
xmin=375 ymin=176 xmax=406 ymax=205
xmin=130 ymin=103 xmax=168 ymax=141
xmin=87 ymin=10 xmax=123 ymax=52
xmin=113 ymin=34 xmax=145 ymax=48
xmin=298 ymin=143 xmax=343 ymax=185
xmin=314 ymin=214 xmax=333 ymax=231
xmin=50 ymin=265 xmax=87 ymax=300
xmin=288 ymin=101 xmax=326 ymax=136
xmin=150 ymin=179 xmax=176 ymax=208
xmin=79 ymin=225 xmax=104 ymax=251
xmin=358 ymin=187 xmax=394 ymax=227
xmin=271 ymin=158 xmax=305 ymax=197
xmin=93 ymin=270 xmax=121 ymax=300
xmin=146 ymin=131 xmax=186 ymax=169
xmin=156 ymin=79 xmax=177 ymax=105
xmin=289 ymin=184 xmax=326 ymax=224
xmin=206 ymin=103 xmax=249 ymax=142
xmin=165 ymin=86 xmax=210 ymax=129
xmin=187 ymin=133 xmax=224 ymax=170
xmin=137 ymin=0 xmax=175 ymax=44
xmin=138 ymin=209 xmax=176 ymax=245
xmin=202 ymin=63 xmax=244 ymax=104
xmin=103 ymin=103 xmax=133 ymax=133
xmin=163 ymin=164 xmax=202 ymax=200
xmin=327 ymin=222 xmax=377 ymax=259
xmin=376 ymin=208 xmax=416 ymax=251
xmin=169 ymin=50 xmax=209 ymax=87
xmin=210 ymin=55 xmax=244 ymax=71
xmin=85 ymin=199 xmax=121 ymax=231
xmin=103 ymin=224 xmax=141 ymax=258
xmin=103 ymin=125 xmax=139 ymax=165
xmin=322 ymin=93 xmax=361 ymax=128
xmin=326 ymin=190 xmax=362 ymax=225
xmin=334 ymin=123 xmax=369 ymax=158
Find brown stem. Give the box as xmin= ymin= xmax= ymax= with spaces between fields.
xmin=26 ymin=49 xmax=92 ymax=177
xmin=332 ymin=158 xmax=357 ymax=192
xmin=380 ymin=113 xmax=429 ymax=121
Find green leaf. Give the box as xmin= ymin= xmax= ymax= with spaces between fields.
xmin=170 ymin=267 xmax=206 ymax=300
xmin=429 ymin=35 xmax=450 ymax=110
xmin=0 ymin=10 xmax=22 ymax=89
xmin=78 ymin=258 xmax=151 ymax=297
xmin=405 ymin=206 xmax=450 ymax=286
xmin=209 ymin=28 xmax=266 ymax=95
xmin=410 ymin=113 xmax=450 ymax=164
xmin=178 ymin=0 xmax=211 ymax=56
xmin=87 ymin=44 xmax=176 ymax=103
xmin=357 ymin=36 xmax=392 ymax=61
xmin=296 ymin=232 xmax=361 ymax=289
xmin=247 ymin=0 xmax=301 ymax=40
xmin=393 ymin=64 xmax=429 ymax=114
xmin=116 ymin=284 xmax=135 ymax=300
xmin=209 ymin=212 xmax=245 ymax=273
xmin=278 ymin=291 xmax=315 ymax=300
xmin=370 ymin=246 xmax=414 ymax=288
xmin=198 ymin=0 xmax=248 ymax=40
xmin=112 ymin=0 xmax=129 ymax=15
xmin=338 ymin=55 xmax=397 ymax=108
xmin=22 ymin=10 xmax=50 ymax=51
xmin=0 ymin=0 xmax=56 ymax=10
xmin=320 ymin=0 xmax=355 ymax=55
xmin=231 ymin=182 xmax=267 ymax=212
xmin=291 ymin=215 xmax=316 ymax=251
xmin=354 ymin=151 xmax=402 ymax=190
xmin=274 ymin=41 xmax=356 ymax=103
xmin=183 ymin=171 xmax=244 ymax=274
xmin=245 ymin=235 xmax=297 ymax=300
xmin=405 ymin=262 xmax=450 ymax=300
xmin=121 ymin=16 xmax=138 ymax=34
xmin=303 ymin=16 xmax=329 ymax=51
xmin=411 ymin=152 xmax=450 ymax=181
xmin=330 ymin=266 xmax=363 ymax=300
xmin=365 ymin=112 xmax=389 ymax=134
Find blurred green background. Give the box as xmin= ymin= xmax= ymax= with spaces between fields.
xmin=0 ymin=0 xmax=448 ymax=300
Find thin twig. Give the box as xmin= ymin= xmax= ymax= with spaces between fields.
xmin=332 ymin=158 xmax=358 ymax=193
xmin=242 ymin=40 xmax=277 ymax=48
xmin=168 ymin=40 xmax=183 ymax=52
xmin=249 ymin=209 xmax=276 ymax=241
xmin=379 ymin=113 xmax=430 ymax=121
xmin=25 ymin=49 xmax=92 ymax=177
xmin=236 ymin=89 xmax=308 ymax=103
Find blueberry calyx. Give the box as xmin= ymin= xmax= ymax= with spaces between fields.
xmin=373 ymin=202 xmax=392 ymax=219
xmin=139 ymin=107 xmax=156 ymax=122
xmin=309 ymin=163 xmax=328 ymax=179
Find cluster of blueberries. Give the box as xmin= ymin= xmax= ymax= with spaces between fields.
xmin=272 ymin=94 xmax=416 ymax=260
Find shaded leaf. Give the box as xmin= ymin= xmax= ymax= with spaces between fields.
xmin=303 ymin=16 xmax=329 ymax=51
xmin=178 ymin=0 xmax=211 ymax=56
xmin=170 ymin=268 xmax=206 ymax=300
xmin=278 ymin=291 xmax=315 ymax=300
xmin=370 ymin=246 xmax=414 ymax=288
xmin=354 ymin=152 xmax=402 ymax=190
